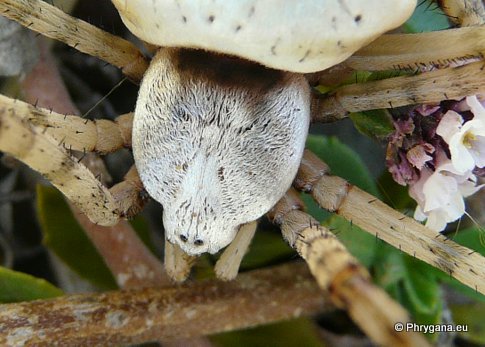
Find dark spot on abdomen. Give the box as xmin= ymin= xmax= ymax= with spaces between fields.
xmin=299 ymin=49 xmax=311 ymax=63
xmin=218 ymin=167 xmax=225 ymax=181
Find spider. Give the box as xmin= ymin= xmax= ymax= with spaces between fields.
xmin=1 ymin=0 xmax=485 ymax=345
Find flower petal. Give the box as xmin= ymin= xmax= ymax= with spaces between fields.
xmin=436 ymin=110 xmax=463 ymax=144
xmin=422 ymin=171 xmax=457 ymax=211
xmin=449 ymin=134 xmax=476 ymax=173
xmin=466 ymin=95 xmax=485 ymax=123
xmin=425 ymin=210 xmax=449 ymax=231
xmin=406 ymin=144 xmax=434 ymax=169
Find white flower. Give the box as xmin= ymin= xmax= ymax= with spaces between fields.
xmin=409 ymin=158 xmax=483 ymax=231
xmin=436 ymin=96 xmax=485 ymax=173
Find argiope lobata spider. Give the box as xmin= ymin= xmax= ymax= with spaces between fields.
xmin=0 ymin=0 xmax=485 ymax=346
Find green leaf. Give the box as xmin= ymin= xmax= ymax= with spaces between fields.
xmin=211 ymin=318 xmax=325 ymax=347
xmin=305 ymin=135 xmax=379 ymax=197
xmin=239 ymin=229 xmax=295 ymax=271
xmin=374 ymin=246 xmax=443 ymax=328
xmin=36 ymin=185 xmax=117 ymax=290
xmin=304 ymin=135 xmax=383 ymax=268
xmin=373 ymin=244 xmax=407 ymax=290
xmin=304 ymin=134 xmax=379 ymax=224
xmin=451 ymin=227 xmax=485 ymax=255
xmin=451 ymin=302 xmax=485 ymax=344
xmin=322 ymin=215 xmax=378 ymax=268
xmin=377 ymin=171 xmax=416 ymax=211
xmin=404 ymin=0 xmax=450 ymax=33
xmin=401 ymin=257 xmax=442 ymax=325
xmin=349 ymin=110 xmax=394 ymax=140
xmin=0 ymin=266 xmax=62 ymax=303
xmin=129 ymin=216 xmax=158 ymax=255
xmin=433 ymin=228 xmax=485 ymax=302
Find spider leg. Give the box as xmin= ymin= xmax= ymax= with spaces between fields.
xmin=26 ymin=104 xmax=133 ymax=155
xmin=164 ymin=239 xmax=198 ymax=282
xmin=1 ymin=94 xmax=149 ymax=221
xmin=109 ymin=165 xmax=149 ymax=219
xmin=0 ymin=0 xmax=149 ymax=82
xmin=269 ymin=188 xmax=430 ymax=347
xmin=312 ymin=60 xmax=485 ymax=122
xmin=0 ymin=97 xmax=119 ymax=226
xmin=347 ymin=26 xmax=485 ymax=71
xmin=214 ymin=221 xmax=258 ymax=281
xmin=294 ymin=149 xmax=485 ymax=295
xmin=437 ymin=0 xmax=485 ymax=27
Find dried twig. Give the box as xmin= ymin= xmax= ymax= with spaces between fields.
xmin=0 ymin=262 xmax=329 ymax=346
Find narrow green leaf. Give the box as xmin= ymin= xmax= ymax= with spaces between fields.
xmin=322 ymin=215 xmax=378 ymax=268
xmin=374 ymin=246 xmax=443 ymax=327
xmin=305 ymin=135 xmax=379 ymax=196
xmin=239 ymin=229 xmax=295 ymax=271
xmin=377 ymin=171 xmax=416 ymax=211
xmin=129 ymin=216 xmax=158 ymax=255
xmin=373 ymin=245 xmax=407 ymax=290
xmin=36 ymin=185 xmax=117 ymax=290
xmin=0 ymin=266 xmax=62 ymax=303
xmin=305 ymin=135 xmax=382 ymax=268
xmin=401 ymin=257 xmax=442 ymax=323
xmin=403 ymin=0 xmax=450 ymax=33
xmin=451 ymin=302 xmax=485 ymax=344
xmin=433 ymin=228 xmax=485 ymax=302
xmin=211 ymin=318 xmax=325 ymax=347
xmin=349 ymin=110 xmax=394 ymax=140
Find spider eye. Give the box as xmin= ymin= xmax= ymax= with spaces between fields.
xmin=194 ymin=239 xmax=204 ymax=246
xmin=179 ymin=234 xmax=188 ymax=242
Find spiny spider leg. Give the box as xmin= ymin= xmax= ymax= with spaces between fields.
xmin=269 ymin=189 xmax=431 ymax=347
xmin=294 ymin=149 xmax=485 ymax=295
xmin=436 ymin=0 xmax=485 ymax=27
xmin=0 ymin=96 xmax=119 ymax=226
xmin=23 ymin=102 xmax=146 ymax=216
xmin=109 ymin=165 xmax=148 ymax=219
xmin=164 ymin=221 xmax=258 ymax=282
xmin=312 ymin=60 xmax=485 ymax=122
xmin=27 ymin=107 xmax=133 ymax=155
xmin=164 ymin=239 xmax=198 ymax=283
xmin=347 ymin=26 xmax=485 ymax=71
xmin=214 ymin=221 xmax=258 ymax=281
xmin=0 ymin=0 xmax=148 ymax=82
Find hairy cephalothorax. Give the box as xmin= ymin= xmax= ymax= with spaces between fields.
xmin=134 ymin=48 xmax=309 ymax=254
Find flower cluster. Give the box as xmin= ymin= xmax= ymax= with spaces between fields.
xmin=386 ymin=96 xmax=485 ymax=231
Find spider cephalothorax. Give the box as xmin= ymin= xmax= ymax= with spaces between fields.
xmin=134 ymin=48 xmax=309 ymax=254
